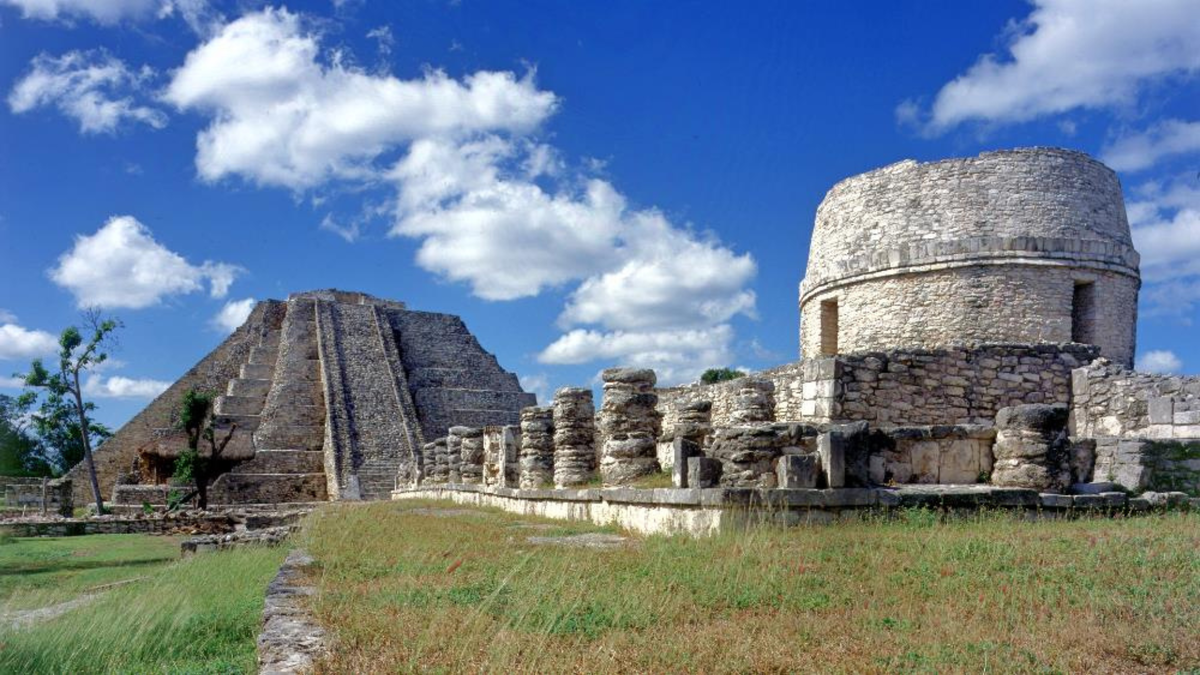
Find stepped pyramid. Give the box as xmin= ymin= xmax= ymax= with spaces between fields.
xmin=70 ymin=290 xmax=536 ymax=507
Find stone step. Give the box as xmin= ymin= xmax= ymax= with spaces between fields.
xmin=265 ymin=381 xmax=324 ymax=401
xmin=214 ymin=413 xmax=262 ymax=433
xmin=228 ymin=378 xmax=272 ymax=398
xmin=232 ymin=450 xmax=324 ymax=474
xmin=241 ymin=363 xmax=275 ymax=380
xmin=208 ymin=472 xmax=328 ymax=504
xmin=259 ymin=331 xmax=282 ymax=349
xmin=254 ymin=425 xmax=325 ymax=452
xmin=214 ymin=394 xmax=266 ymax=417
xmin=248 ymin=345 xmax=278 ymax=366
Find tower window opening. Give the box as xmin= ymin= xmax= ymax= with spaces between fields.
xmin=1071 ymin=281 xmax=1096 ymax=344
xmin=820 ymin=299 xmax=839 ymax=356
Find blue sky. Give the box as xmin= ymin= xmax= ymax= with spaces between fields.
xmin=1 ymin=0 xmax=1198 ymax=431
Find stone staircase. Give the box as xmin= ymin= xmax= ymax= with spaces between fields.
xmin=209 ymin=305 xmax=329 ymax=505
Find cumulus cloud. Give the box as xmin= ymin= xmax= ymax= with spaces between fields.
xmin=0 ymin=0 xmax=158 ymax=24
xmin=164 ymin=8 xmax=558 ymax=190
xmin=49 ymin=215 xmax=241 ymax=309
xmin=211 ymin=298 xmax=256 ymax=333
xmin=0 ymin=321 xmax=58 ymax=360
xmin=1127 ymin=175 xmax=1200 ymax=283
xmin=168 ymin=7 xmax=757 ymax=384
xmin=83 ymin=374 xmax=170 ymax=399
xmin=1137 ymin=350 xmax=1183 ymax=374
xmin=1103 ymin=119 xmax=1200 ymax=172
xmin=8 ymin=50 xmax=167 ymax=134
xmin=518 ymin=373 xmax=551 ymax=405
xmin=900 ymin=0 xmax=1200 ymax=134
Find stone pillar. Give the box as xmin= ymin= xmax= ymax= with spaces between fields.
xmin=446 ymin=427 xmax=468 ymax=483
xmin=457 ymin=427 xmax=484 ymax=484
xmin=429 ymin=438 xmax=449 ymax=484
xmin=729 ymin=378 xmax=775 ymax=424
xmin=658 ymin=399 xmax=713 ymax=469
xmin=598 ymin=368 xmax=662 ymax=486
xmin=671 ymin=437 xmax=702 ymax=488
xmin=991 ymin=404 xmax=1071 ymax=491
xmin=519 ymin=407 xmax=555 ymax=489
xmin=553 ymin=387 xmax=597 ymax=488
xmin=710 ymin=424 xmax=782 ymax=488
xmin=483 ymin=426 xmax=503 ymax=487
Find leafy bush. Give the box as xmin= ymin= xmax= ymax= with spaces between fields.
xmin=700 ymin=368 xmax=745 ymax=384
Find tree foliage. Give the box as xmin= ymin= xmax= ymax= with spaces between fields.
xmin=700 ymin=368 xmax=746 ymax=384
xmin=171 ymin=389 xmax=235 ymax=510
xmin=0 ymin=394 xmax=54 ymax=477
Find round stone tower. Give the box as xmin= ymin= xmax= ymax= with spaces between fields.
xmin=799 ymin=147 xmax=1140 ymax=366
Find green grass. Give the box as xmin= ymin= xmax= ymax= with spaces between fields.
xmin=303 ymin=501 xmax=1200 ymax=673
xmin=0 ymin=536 xmax=286 ymax=674
xmin=0 ymin=533 xmax=180 ymax=610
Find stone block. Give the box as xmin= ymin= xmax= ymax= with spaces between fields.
xmin=909 ymin=441 xmax=940 ymax=483
xmin=687 ymin=457 xmax=722 ymax=489
xmin=1070 ymin=481 xmax=1117 ymax=495
xmin=671 ymin=438 xmax=702 ymax=488
xmin=1148 ymin=397 xmax=1174 ymax=425
xmin=817 ymin=431 xmax=845 ymax=488
xmin=776 ymin=454 xmax=820 ymax=489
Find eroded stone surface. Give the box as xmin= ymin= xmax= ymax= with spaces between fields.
xmin=598 ymin=369 xmax=661 ymax=486
xmin=553 ymin=388 xmax=597 ymax=488
xmin=519 ymin=407 xmax=555 ymax=489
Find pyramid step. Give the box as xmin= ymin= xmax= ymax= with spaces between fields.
xmin=259 ymin=331 xmax=282 ymax=349
xmin=241 ymin=363 xmax=274 ymax=380
xmin=228 ymin=378 xmax=271 ymax=398
xmin=214 ymin=414 xmax=261 ymax=433
xmin=209 ymin=472 xmax=328 ymax=504
xmin=254 ymin=425 xmax=325 ymax=452
xmin=248 ymin=345 xmax=277 ymax=366
xmin=214 ymin=394 xmax=265 ymax=416
xmin=265 ymin=381 xmax=323 ymax=401
xmin=232 ymin=450 xmax=324 ymax=474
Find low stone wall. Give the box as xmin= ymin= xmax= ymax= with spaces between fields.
xmin=0 ymin=476 xmax=72 ymax=515
xmin=393 ymin=484 xmax=1195 ymax=537
xmin=868 ymin=425 xmax=996 ymax=485
xmin=1071 ymin=360 xmax=1200 ymax=440
xmin=0 ymin=514 xmax=235 ymax=537
xmin=181 ymin=525 xmax=294 ymax=556
xmin=258 ymin=549 xmax=327 ymax=674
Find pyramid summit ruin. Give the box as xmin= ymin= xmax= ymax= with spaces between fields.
xmin=71 ymin=289 xmax=535 ymax=507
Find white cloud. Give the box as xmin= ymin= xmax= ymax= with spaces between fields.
xmin=0 ymin=310 xmax=16 ymax=324
xmin=539 ymin=325 xmax=735 ymax=385
xmin=49 ymin=215 xmax=241 ymax=309
xmin=0 ymin=322 xmax=58 ymax=361
xmin=83 ymin=374 xmax=170 ymax=399
xmin=1127 ymin=175 xmax=1200 ymax=282
xmin=1103 ymin=119 xmax=1200 ymax=172
xmin=211 ymin=298 xmax=255 ymax=333
xmin=0 ymin=376 xmax=27 ymax=389
xmin=518 ymin=373 xmax=551 ymax=406
xmin=901 ymin=0 xmax=1200 ymax=134
xmin=1137 ymin=350 xmax=1183 ymax=374
xmin=0 ymin=0 xmax=157 ymax=24
xmin=164 ymin=8 xmax=558 ymax=190
xmin=168 ymin=7 xmax=757 ymax=384
xmin=8 ymin=50 xmax=167 ymax=134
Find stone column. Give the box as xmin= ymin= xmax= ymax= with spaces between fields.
xmin=429 ymin=437 xmax=449 ymax=484
xmin=519 ymin=407 xmax=555 ymax=489
xmin=446 ymin=427 xmax=468 ymax=483
xmin=729 ymin=378 xmax=775 ymax=424
xmin=710 ymin=425 xmax=782 ymax=488
xmin=598 ymin=368 xmax=662 ymax=486
xmin=991 ymin=404 xmax=1071 ymax=491
xmin=658 ymin=399 xmax=713 ymax=469
xmin=458 ymin=427 xmax=484 ymax=484
xmin=483 ymin=426 xmax=504 ymax=487
xmin=553 ymin=387 xmax=597 ymax=488
xmin=418 ymin=441 xmax=439 ymax=485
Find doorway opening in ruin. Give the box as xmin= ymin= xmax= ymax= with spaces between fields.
xmin=819 ymin=298 xmax=839 ymax=356
xmin=1072 ymin=280 xmax=1096 ymax=344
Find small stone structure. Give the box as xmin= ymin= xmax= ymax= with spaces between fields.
xmin=598 ymin=368 xmax=662 ymax=486
xmin=658 ymin=399 xmax=712 ymax=470
xmin=991 ymin=404 xmax=1072 ymax=491
xmin=518 ymin=407 xmax=555 ymax=489
xmin=552 ymin=388 xmax=597 ymax=488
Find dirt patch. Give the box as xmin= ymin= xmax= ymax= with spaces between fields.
xmin=525 ymin=533 xmax=629 ymax=549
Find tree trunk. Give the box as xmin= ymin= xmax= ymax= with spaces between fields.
xmin=195 ymin=464 xmax=209 ymax=510
xmin=72 ymin=372 xmax=104 ymax=514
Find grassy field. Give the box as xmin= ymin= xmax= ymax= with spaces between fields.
xmin=0 ymin=533 xmax=286 ymax=674
xmin=304 ymin=501 xmax=1200 ymax=673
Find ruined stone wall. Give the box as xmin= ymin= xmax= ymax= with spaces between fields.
xmin=658 ymin=362 xmax=808 ymax=430
xmin=799 ymin=148 xmax=1139 ymax=365
xmin=63 ymin=301 xmax=285 ymax=506
xmin=1071 ymin=360 xmax=1200 ymax=440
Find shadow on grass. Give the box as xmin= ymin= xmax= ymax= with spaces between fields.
xmin=0 ymin=556 xmax=176 ymax=577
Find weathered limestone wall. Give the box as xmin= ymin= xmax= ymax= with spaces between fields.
xmin=63 ymin=301 xmax=285 ymax=506
xmin=833 ymin=344 xmax=1097 ymax=426
xmin=658 ymin=345 xmax=1096 ymax=431
xmin=799 ymin=148 xmax=1139 ymax=365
